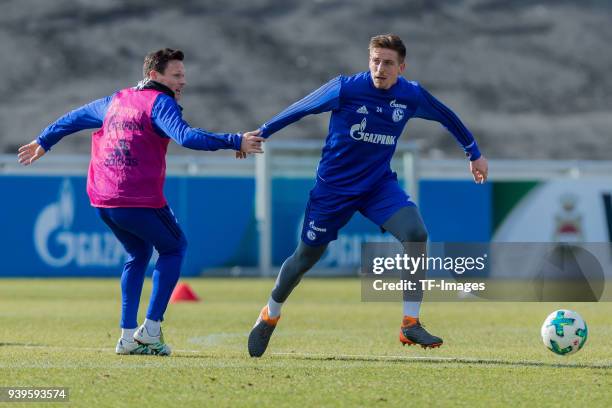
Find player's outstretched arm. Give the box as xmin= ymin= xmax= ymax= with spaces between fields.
xmin=414 ymin=85 xmax=481 ymax=149
xmin=18 ymin=96 xmax=110 ymax=166
xmin=260 ymin=76 xmax=341 ymax=138
xmin=235 ymin=129 xmax=264 ymax=159
xmin=17 ymin=140 xmax=46 ymax=166
xmin=470 ymin=156 xmax=488 ymax=184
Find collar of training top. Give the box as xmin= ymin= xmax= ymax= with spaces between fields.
xmin=135 ymin=79 xmax=175 ymax=99
xmin=134 ymin=79 xmax=183 ymax=111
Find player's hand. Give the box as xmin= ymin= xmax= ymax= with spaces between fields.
xmin=239 ymin=129 xmax=264 ymax=157
xmin=470 ymin=156 xmax=488 ymax=184
xmin=18 ymin=140 xmax=46 ymax=165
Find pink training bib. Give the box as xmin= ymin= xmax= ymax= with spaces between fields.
xmin=87 ymin=88 xmax=170 ymax=208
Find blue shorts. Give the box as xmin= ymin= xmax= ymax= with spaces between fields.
xmin=301 ymin=178 xmax=415 ymax=246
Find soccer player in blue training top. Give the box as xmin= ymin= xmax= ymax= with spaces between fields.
xmin=18 ymin=48 xmax=264 ymax=356
xmin=248 ymin=34 xmax=488 ymax=357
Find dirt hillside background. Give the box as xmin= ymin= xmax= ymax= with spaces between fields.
xmin=2 ymin=0 xmax=610 ymax=159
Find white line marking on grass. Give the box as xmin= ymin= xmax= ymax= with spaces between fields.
xmin=11 ymin=344 xmax=202 ymax=353
xmin=271 ymin=352 xmax=612 ymax=369
xmin=6 ymin=345 xmax=611 ymax=369
xmin=272 ymin=352 xmax=456 ymax=362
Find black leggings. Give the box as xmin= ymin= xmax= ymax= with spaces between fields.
xmin=271 ymin=206 xmax=428 ymax=302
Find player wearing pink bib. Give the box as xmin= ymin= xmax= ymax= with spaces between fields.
xmin=18 ymin=48 xmax=264 ymax=356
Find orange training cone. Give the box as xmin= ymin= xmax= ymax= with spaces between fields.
xmin=170 ymin=282 xmax=200 ymax=303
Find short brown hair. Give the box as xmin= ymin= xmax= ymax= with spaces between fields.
xmin=143 ymin=48 xmax=184 ymax=78
xmin=368 ymin=34 xmax=406 ymax=61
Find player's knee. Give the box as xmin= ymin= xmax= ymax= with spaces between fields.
xmin=289 ymin=251 xmax=309 ymax=273
xmin=140 ymin=245 xmax=154 ymax=261
xmin=161 ymin=235 xmax=188 ymax=257
xmin=413 ymin=226 xmax=429 ymax=242
xmin=177 ymin=236 xmax=188 ymax=257
xmin=404 ymin=225 xmax=428 ymax=243
xmin=294 ymin=247 xmax=324 ymax=271
xmin=127 ymin=245 xmax=153 ymax=265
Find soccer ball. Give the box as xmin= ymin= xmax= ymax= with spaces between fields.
xmin=541 ymin=309 xmax=588 ymax=356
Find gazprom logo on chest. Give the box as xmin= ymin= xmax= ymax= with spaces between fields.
xmin=349 ymin=118 xmax=396 ymax=145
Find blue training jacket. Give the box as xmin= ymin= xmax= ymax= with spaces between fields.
xmin=261 ymin=72 xmax=481 ymax=193
xmin=36 ymin=84 xmax=242 ymax=152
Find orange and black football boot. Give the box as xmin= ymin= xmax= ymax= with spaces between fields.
xmin=248 ymin=305 xmax=280 ymax=357
xmin=399 ymin=316 xmax=443 ymax=349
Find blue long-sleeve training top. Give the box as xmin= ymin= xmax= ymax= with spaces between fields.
xmin=261 ymin=71 xmax=481 ymax=193
xmin=36 ymin=85 xmax=242 ymax=152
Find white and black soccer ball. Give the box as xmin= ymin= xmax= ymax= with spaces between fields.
xmin=541 ymin=309 xmax=588 ymax=356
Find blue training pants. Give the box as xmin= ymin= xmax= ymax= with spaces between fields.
xmin=96 ymin=206 xmax=187 ymax=329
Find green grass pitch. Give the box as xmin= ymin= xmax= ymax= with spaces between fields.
xmin=0 ymin=278 xmax=610 ymax=407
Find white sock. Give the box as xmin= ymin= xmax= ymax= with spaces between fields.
xmin=267 ymin=297 xmax=283 ymax=318
xmin=121 ymin=328 xmax=137 ymax=342
xmin=403 ymin=301 xmax=421 ymax=318
xmin=144 ymin=318 xmax=161 ymax=336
